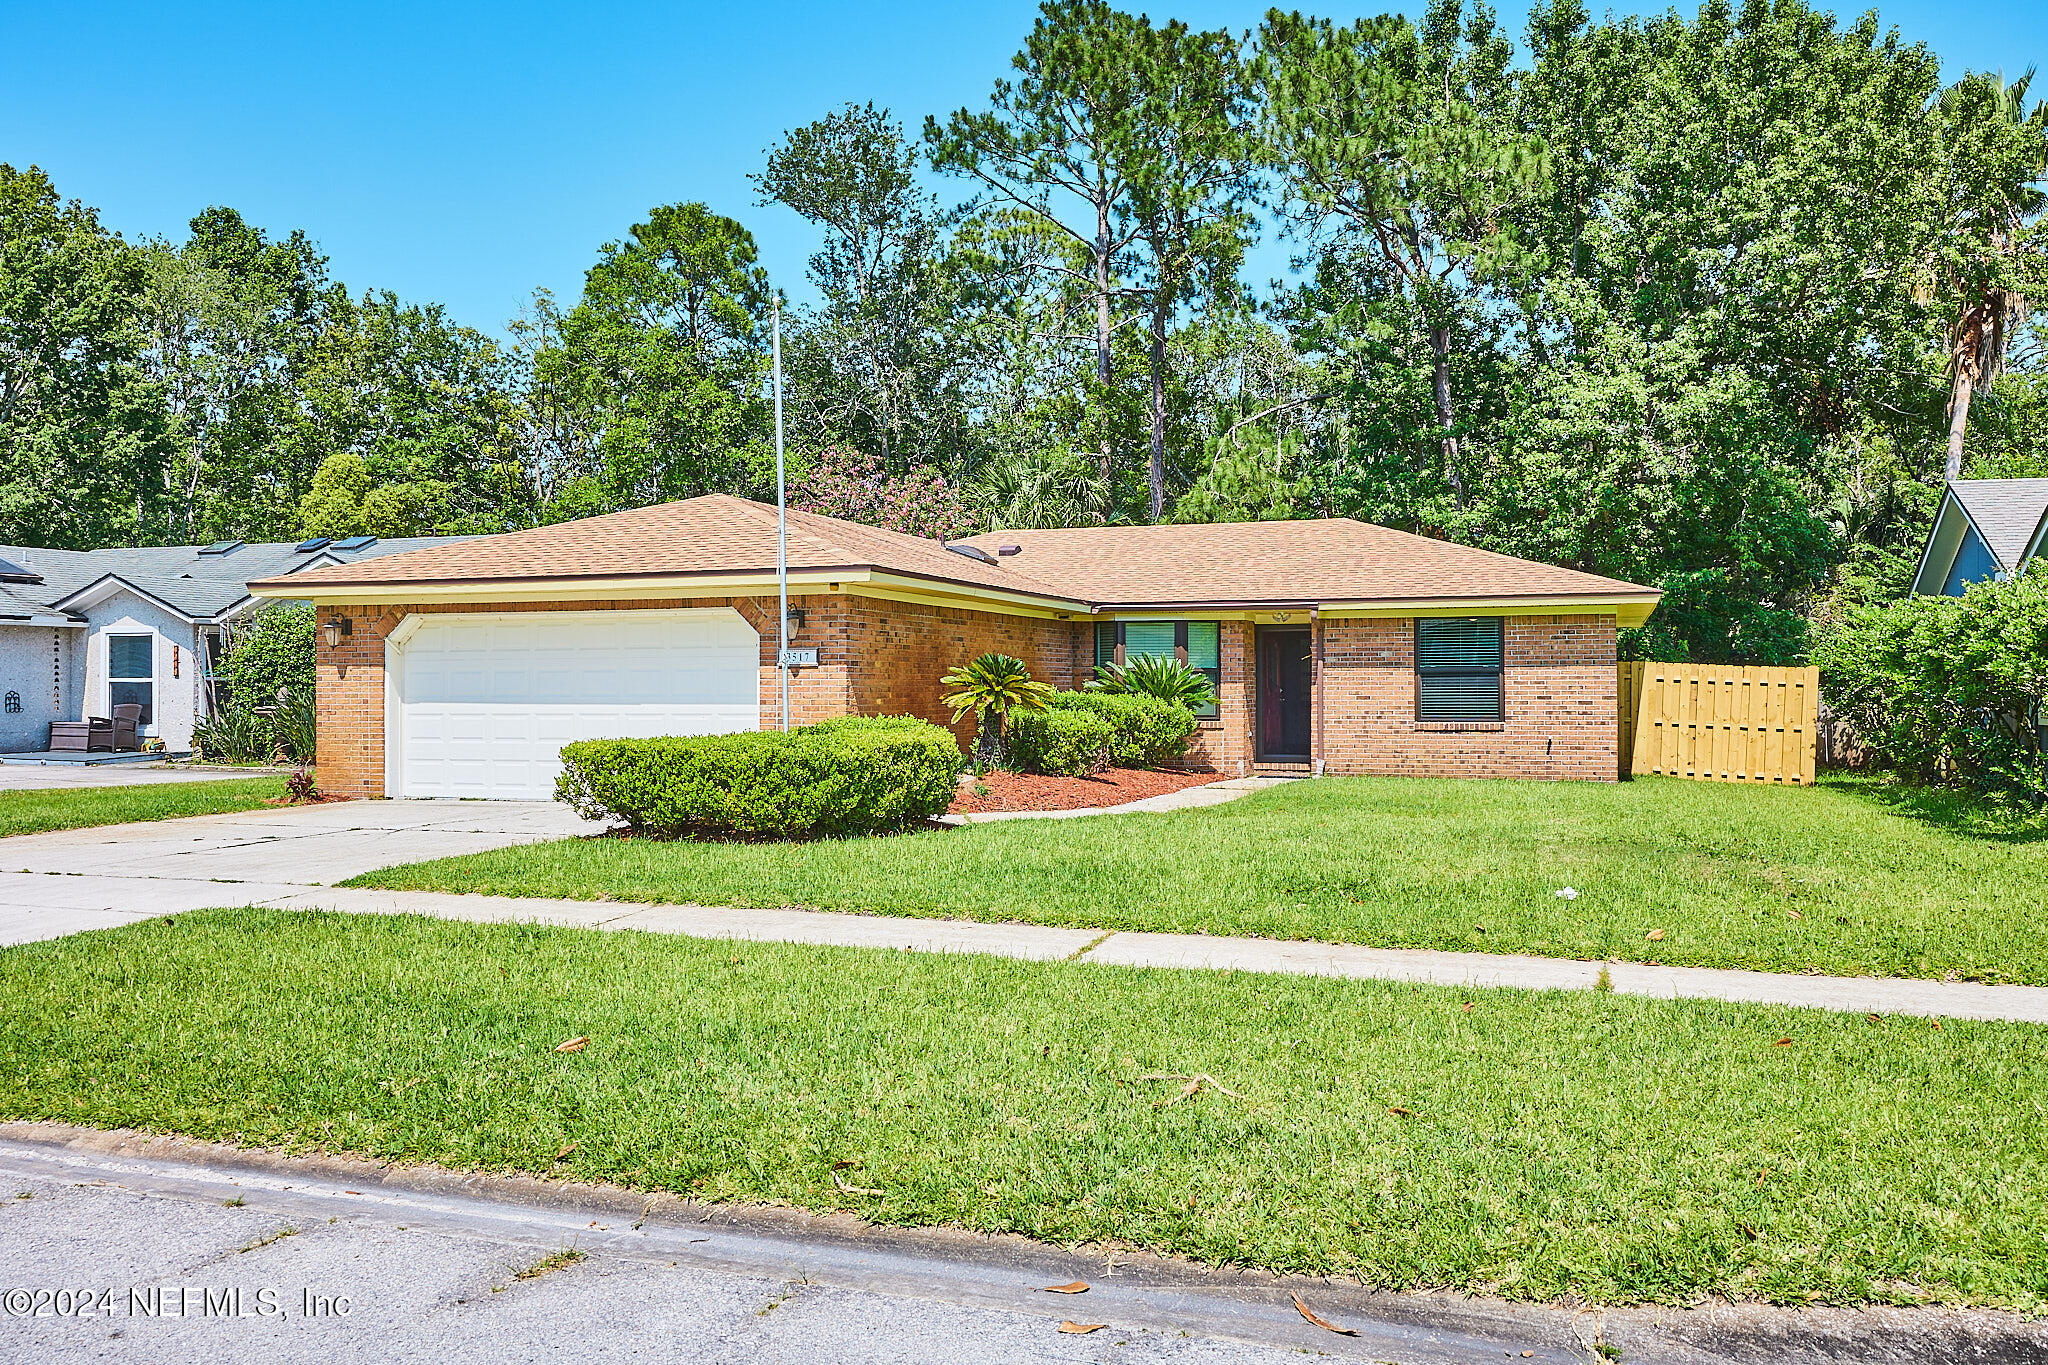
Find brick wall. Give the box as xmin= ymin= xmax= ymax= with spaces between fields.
xmin=1178 ymin=620 xmax=1252 ymax=775
xmin=1314 ymin=613 xmax=1616 ymax=781
xmin=842 ymin=598 xmax=1082 ymax=748
xmin=315 ymin=596 xmax=1617 ymax=797
xmin=313 ymin=593 xmax=1084 ymax=797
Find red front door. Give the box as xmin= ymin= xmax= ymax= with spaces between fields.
xmin=1256 ymin=627 xmax=1312 ymax=761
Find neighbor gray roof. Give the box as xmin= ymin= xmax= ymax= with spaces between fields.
xmin=1949 ymin=479 xmax=2048 ymax=571
xmin=0 ymin=579 xmax=76 ymax=627
xmin=0 ymin=537 xmax=470 ymax=624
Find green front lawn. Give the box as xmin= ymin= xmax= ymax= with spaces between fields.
xmin=350 ymin=774 xmax=2048 ymax=985
xmin=0 ymin=775 xmax=285 ymax=838
xmin=2 ymin=907 xmax=2042 ymax=1308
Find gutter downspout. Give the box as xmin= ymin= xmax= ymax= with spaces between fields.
xmin=1311 ymin=607 xmax=1325 ymax=778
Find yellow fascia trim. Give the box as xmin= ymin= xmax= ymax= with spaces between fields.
xmin=850 ymin=572 xmax=1088 ymax=621
xmin=1321 ymin=595 xmax=1662 ymax=630
xmin=249 ymin=570 xmax=855 ymax=606
xmin=1099 ymin=609 xmax=1260 ymax=624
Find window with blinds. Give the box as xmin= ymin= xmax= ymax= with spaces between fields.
xmin=1093 ymin=620 xmax=1221 ymax=719
xmin=108 ymin=633 xmax=155 ymax=724
xmin=1415 ymin=617 xmax=1503 ymax=722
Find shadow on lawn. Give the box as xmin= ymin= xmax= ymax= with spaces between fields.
xmin=1821 ymin=772 xmax=2048 ymax=845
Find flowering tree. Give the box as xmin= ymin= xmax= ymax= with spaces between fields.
xmin=790 ymin=445 xmax=972 ymax=540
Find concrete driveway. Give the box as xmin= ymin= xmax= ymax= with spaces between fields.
xmin=0 ymin=799 xmax=600 ymax=945
xmin=0 ymin=764 xmax=285 ymax=792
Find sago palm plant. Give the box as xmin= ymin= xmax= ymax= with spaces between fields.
xmin=941 ymin=653 xmax=1053 ymax=770
xmin=1089 ymin=654 xmax=1216 ymax=713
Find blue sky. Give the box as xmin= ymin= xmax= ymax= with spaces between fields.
xmin=5 ymin=2 xmax=2042 ymax=336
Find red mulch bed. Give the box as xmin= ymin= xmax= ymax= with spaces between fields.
xmin=948 ymin=767 xmax=1220 ymax=815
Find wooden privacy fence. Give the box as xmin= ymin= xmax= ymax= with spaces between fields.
xmin=1618 ymin=662 xmax=1818 ymax=785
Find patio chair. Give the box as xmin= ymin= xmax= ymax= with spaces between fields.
xmin=109 ymin=704 xmax=141 ymax=751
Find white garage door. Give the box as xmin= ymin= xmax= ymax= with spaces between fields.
xmin=392 ymin=608 xmax=759 ymax=800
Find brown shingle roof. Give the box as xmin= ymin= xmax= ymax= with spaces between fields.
xmin=958 ymin=519 xmax=1655 ymax=607
xmin=253 ymin=495 xmax=1080 ymax=601
xmin=255 ymin=494 xmax=1658 ymax=609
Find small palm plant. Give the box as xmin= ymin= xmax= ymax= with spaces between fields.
xmin=941 ymin=653 xmax=1054 ymax=770
xmin=1089 ymin=654 xmax=1216 ymax=713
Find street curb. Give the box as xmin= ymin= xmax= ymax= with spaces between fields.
xmin=3 ymin=1120 xmax=2042 ymax=1365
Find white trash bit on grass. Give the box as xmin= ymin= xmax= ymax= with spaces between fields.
xmin=1554 ymin=887 xmax=1580 ymax=900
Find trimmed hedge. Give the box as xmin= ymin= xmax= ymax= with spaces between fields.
xmin=1047 ymin=690 xmax=1199 ymax=769
xmin=556 ymin=716 xmax=961 ymax=839
xmin=1006 ymin=707 xmax=1116 ymax=777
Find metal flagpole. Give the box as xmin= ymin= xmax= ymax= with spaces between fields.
xmin=773 ymin=291 xmax=789 ymax=731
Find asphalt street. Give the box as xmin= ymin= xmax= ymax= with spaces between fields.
xmin=5 ymin=1128 xmax=2046 ymax=1365
xmin=0 ymin=1131 xmax=1569 ymax=1365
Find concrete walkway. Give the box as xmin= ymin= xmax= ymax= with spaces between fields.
xmin=3 ymin=798 xmax=2047 ymax=1023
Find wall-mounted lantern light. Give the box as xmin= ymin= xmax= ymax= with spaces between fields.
xmin=785 ymin=607 xmax=807 ymax=634
xmin=322 ymin=617 xmax=353 ymax=649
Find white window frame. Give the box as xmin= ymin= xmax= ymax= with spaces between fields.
xmin=105 ymin=631 xmax=156 ymax=727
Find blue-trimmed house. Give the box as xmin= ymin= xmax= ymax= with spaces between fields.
xmin=1911 ymin=478 xmax=2048 ymax=596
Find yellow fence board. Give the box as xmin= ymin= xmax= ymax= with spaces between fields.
xmin=1620 ymin=662 xmax=1817 ymax=785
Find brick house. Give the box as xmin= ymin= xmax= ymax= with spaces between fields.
xmin=249 ymin=495 xmax=1660 ymax=799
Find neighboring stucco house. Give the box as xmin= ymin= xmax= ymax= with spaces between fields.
xmin=0 ymin=536 xmax=460 ymax=756
xmin=1912 ymin=478 xmax=2048 ymax=596
xmin=253 ymin=495 xmax=1660 ymax=800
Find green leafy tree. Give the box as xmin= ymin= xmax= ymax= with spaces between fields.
xmin=1122 ymin=18 xmax=1259 ymax=518
xmin=1925 ymin=70 xmax=2048 ymax=480
xmin=1172 ymin=444 xmax=1306 ymax=524
xmin=527 ymin=204 xmax=773 ymax=507
xmin=756 ymin=104 xmax=971 ymax=468
xmin=928 ymin=0 xmax=1154 ymax=494
xmin=287 ymin=290 xmax=525 ymax=532
xmin=1261 ymin=1 xmax=1545 ymax=510
xmin=217 ymin=600 xmax=315 ymax=709
xmin=137 ymin=206 xmax=338 ymax=542
xmin=0 ymin=164 xmax=173 ymax=548
xmin=297 ymin=452 xmax=455 ymax=539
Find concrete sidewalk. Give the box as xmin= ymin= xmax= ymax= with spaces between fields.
xmin=7 ymin=865 xmax=2048 ymax=1022
xmin=6 ymin=799 xmax=2048 ymax=1024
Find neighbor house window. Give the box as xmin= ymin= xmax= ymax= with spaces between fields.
xmin=1415 ymin=617 xmax=1503 ymax=722
xmin=108 ymin=633 xmax=154 ymax=724
xmin=1094 ymin=620 xmax=1221 ymax=719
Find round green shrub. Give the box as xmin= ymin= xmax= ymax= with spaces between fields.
xmin=1046 ymin=691 xmax=1198 ymax=768
xmin=555 ymin=715 xmax=962 ymax=839
xmin=1006 ymin=707 xmax=1116 ymax=777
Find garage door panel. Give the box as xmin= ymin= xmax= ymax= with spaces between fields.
xmin=395 ymin=609 xmax=761 ymax=800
